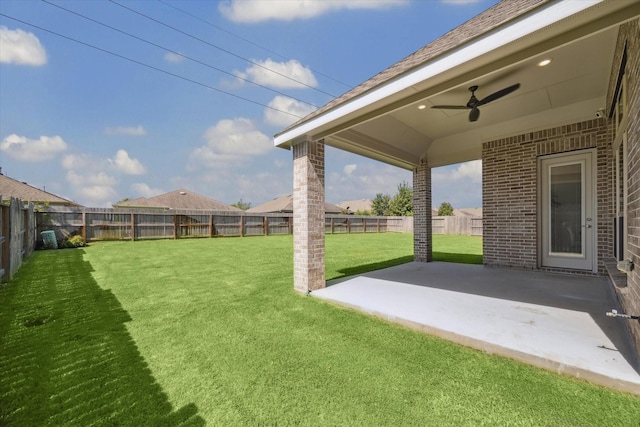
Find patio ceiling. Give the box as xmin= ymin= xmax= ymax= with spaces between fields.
xmin=275 ymin=0 xmax=640 ymax=170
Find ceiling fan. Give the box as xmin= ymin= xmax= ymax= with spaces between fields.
xmin=431 ymin=83 xmax=520 ymax=122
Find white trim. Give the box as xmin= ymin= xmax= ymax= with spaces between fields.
xmin=274 ymin=0 xmax=602 ymax=147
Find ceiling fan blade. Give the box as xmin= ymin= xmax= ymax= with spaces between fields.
xmin=469 ymin=108 xmax=480 ymax=122
xmin=431 ymin=105 xmax=469 ymax=110
xmin=477 ymin=83 xmax=520 ymax=106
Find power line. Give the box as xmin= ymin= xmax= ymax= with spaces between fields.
xmin=107 ymin=0 xmax=339 ymax=99
xmin=156 ymin=0 xmax=354 ymax=90
xmin=0 ymin=13 xmax=306 ymax=120
xmin=41 ymin=0 xmax=318 ymax=109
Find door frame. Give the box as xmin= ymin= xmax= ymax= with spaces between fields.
xmin=538 ymin=149 xmax=597 ymax=272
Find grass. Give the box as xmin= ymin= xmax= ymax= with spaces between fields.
xmin=1 ymin=234 xmax=639 ymax=426
xmin=432 ymin=234 xmax=483 ymax=264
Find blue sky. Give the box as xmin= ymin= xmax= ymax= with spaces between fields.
xmin=1 ymin=0 xmax=496 ymax=208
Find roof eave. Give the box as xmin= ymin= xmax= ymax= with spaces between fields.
xmin=273 ymin=0 xmax=603 ymax=149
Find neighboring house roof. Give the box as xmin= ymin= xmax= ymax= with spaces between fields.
xmin=113 ymin=189 xmax=241 ymax=211
xmin=336 ymin=199 xmax=373 ymax=213
xmin=0 ymin=173 xmax=81 ymax=206
xmin=247 ymin=195 xmax=343 ymax=214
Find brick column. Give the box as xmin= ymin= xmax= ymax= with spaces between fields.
xmin=293 ymin=139 xmax=325 ymax=293
xmin=413 ymin=160 xmax=432 ymax=262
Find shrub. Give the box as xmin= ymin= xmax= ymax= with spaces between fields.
xmin=61 ymin=235 xmax=86 ymax=248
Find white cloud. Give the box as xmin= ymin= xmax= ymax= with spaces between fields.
xmin=0 ymin=26 xmax=47 ymax=66
xmin=62 ymin=154 xmax=120 ymax=207
xmin=66 ymin=170 xmax=117 ymax=187
xmin=76 ymin=185 xmax=118 ymax=207
xmin=65 ymin=170 xmax=118 ymax=207
xmin=0 ymin=134 xmax=67 ymax=161
xmin=189 ymin=118 xmax=272 ymax=169
xmin=103 ymin=125 xmax=147 ymax=136
xmin=451 ymin=160 xmax=482 ymax=182
xmin=433 ymin=160 xmax=482 ymax=184
xmin=325 ymin=152 xmax=411 ymax=203
xmin=264 ymin=96 xmax=317 ymax=127
xmin=220 ymin=0 xmax=408 ymax=23
xmin=344 ymin=164 xmax=357 ymax=176
xmin=109 ymin=149 xmax=146 ymax=175
xmin=131 ymin=182 xmax=164 ymax=198
xmin=164 ymin=52 xmax=185 ymax=63
xmin=235 ymin=59 xmax=317 ymax=89
xmin=61 ymin=153 xmax=92 ymax=170
xmin=191 ymin=168 xmax=292 ymax=206
xmin=431 ymin=161 xmax=482 ymax=208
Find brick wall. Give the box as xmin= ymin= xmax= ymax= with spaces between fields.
xmin=612 ymin=19 xmax=640 ymax=352
xmin=293 ymin=139 xmax=325 ymax=292
xmin=482 ymin=119 xmax=612 ymax=272
xmin=413 ymin=161 xmax=432 ymax=262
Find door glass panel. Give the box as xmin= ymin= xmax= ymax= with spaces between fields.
xmin=549 ymin=163 xmax=582 ymax=255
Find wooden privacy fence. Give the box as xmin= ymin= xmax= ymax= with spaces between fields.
xmin=36 ymin=207 xmax=402 ymax=243
xmin=0 ymin=196 xmax=36 ymax=282
xmin=432 ymin=216 xmax=483 ymax=236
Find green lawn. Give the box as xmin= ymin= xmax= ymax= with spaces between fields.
xmin=1 ymin=234 xmax=639 ymax=426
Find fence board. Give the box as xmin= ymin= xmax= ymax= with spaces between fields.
xmin=433 ymin=216 xmax=483 ymax=236
xmin=34 ymin=207 xmax=482 ymax=244
xmin=0 ymin=196 xmax=36 ymax=281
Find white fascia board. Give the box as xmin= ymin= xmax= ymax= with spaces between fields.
xmin=274 ymin=0 xmax=602 ymax=148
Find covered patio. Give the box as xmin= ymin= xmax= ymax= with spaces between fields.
xmin=314 ymin=263 xmax=640 ymax=395
xmin=274 ymin=0 xmax=640 ymax=387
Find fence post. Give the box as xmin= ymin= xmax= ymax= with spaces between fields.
xmin=240 ymin=213 xmax=244 ymax=237
xmin=347 ymin=217 xmax=351 ymax=234
xmin=0 ymin=199 xmax=7 ymax=282
xmin=81 ymin=210 xmax=87 ymax=244
xmin=209 ymin=214 xmax=214 ymax=238
xmin=130 ymin=212 xmax=135 ymax=241
xmin=173 ymin=214 xmax=178 ymax=239
xmin=263 ymin=215 xmax=267 ymax=236
xmin=363 ymin=217 xmax=366 ymax=233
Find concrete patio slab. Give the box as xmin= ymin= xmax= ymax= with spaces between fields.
xmin=313 ymin=262 xmax=640 ymax=395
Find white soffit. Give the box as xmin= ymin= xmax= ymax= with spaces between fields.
xmin=274 ymin=0 xmax=602 ymax=148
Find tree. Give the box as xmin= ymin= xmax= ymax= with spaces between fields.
xmin=231 ymin=198 xmax=251 ymax=210
xmin=389 ymin=182 xmax=413 ymax=216
xmin=438 ymin=201 xmax=454 ymax=216
xmin=371 ymin=193 xmax=391 ymax=216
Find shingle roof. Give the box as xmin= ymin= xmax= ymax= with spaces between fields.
xmin=0 ymin=173 xmax=80 ymax=206
xmin=276 ymin=0 xmax=548 ymax=137
xmin=113 ymin=189 xmax=241 ymax=211
xmin=247 ymin=195 xmax=343 ymax=214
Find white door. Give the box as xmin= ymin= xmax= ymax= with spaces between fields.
xmin=540 ymin=150 xmax=595 ymax=271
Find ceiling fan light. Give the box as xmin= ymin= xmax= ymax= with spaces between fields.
xmin=418 ymin=104 xmax=426 ymax=110
xmin=537 ymin=58 xmax=552 ymax=67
